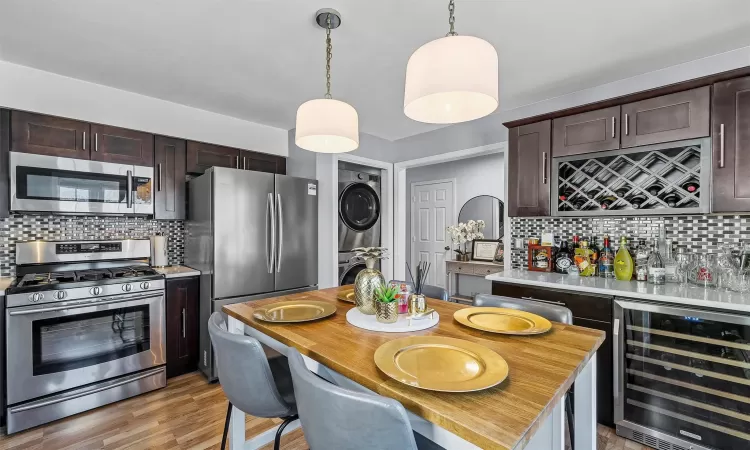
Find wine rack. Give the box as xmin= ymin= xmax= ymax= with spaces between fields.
xmin=552 ymin=138 xmax=711 ymax=216
xmin=615 ymin=299 xmax=750 ymax=450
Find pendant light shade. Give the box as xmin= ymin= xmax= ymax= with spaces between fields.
xmin=295 ymin=98 xmax=359 ymax=153
xmin=404 ymin=35 xmax=498 ymax=124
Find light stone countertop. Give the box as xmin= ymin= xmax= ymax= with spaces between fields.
xmin=154 ymin=266 xmax=201 ymax=279
xmin=487 ymin=268 xmax=750 ymax=313
xmin=0 ymin=277 xmax=14 ymax=296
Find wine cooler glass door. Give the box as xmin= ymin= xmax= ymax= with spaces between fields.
xmin=615 ymin=299 xmax=750 ymax=450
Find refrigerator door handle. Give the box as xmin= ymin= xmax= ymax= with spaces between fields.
xmin=267 ymin=193 xmax=275 ymax=273
xmin=276 ymin=193 xmax=283 ymax=273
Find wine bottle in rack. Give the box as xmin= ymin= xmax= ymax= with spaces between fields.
xmin=661 ymin=193 xmax=680 ymax=208
xmin=646 ymin=184 xmax=662 ymax=196
xmin=682 ymin=181 xmax=699 ymax=195
xmin=572 ymin=197 xmax=588 ymax=210
xmin=586 ymin=189 xmax=601 ymax=199
xmin=628 ymin=194 xmax=647 ymax=209
xmin=558 ymin=188 xmax=574 ymax=202
xmin=599 ymin=195 xmax=617 ymax=210
xmin=614 ymin=187 xmax=630 ymax=198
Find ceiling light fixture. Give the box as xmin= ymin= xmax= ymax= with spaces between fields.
xmin=296 ymin=8 xmax=359 ymax=153
xmin=404 ymin=0 xmax=498 ymax=124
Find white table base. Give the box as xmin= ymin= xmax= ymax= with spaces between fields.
xmin=225 ymin=315 xmax=597 ymax=450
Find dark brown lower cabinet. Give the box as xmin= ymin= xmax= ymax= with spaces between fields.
xmin=491 ymin=281 xmax=614 ymax=426
xmin=166 ymin=277 xmax=200 ymax=379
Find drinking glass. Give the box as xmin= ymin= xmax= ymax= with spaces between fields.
xmin=691 ymin=253 xmax=718 ymax=288
xmin=675 ymin=250 xmax=693 ymax=285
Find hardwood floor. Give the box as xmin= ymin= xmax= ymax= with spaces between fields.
xmin=0 ymin=372 xmax=646 ymax=450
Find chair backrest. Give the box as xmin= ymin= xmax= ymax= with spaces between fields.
xmin=473 ymin=294 xmax=573 ymax=324
xmin=391 ymin=280 xmax=449 ymax=301
xmin=286 ymin=348 xmax=418 ymax=450
xmin=207 ymin=312 xmax=296 ymax=418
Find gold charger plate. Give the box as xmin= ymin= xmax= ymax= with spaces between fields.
xmin=253 ymin=300 xmax=336 ymax=323
xmin=453 ymin=307 xmax=552 ymax=335
xmin=335 ymin=288 xmax=355 ymax=304
xmin=374 ymin=336 xmax=509 ymax=392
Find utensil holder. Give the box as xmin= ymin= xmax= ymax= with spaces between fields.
xmin=376 ymin=301 xmax=398 ymax=323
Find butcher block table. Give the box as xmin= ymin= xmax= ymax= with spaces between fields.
xmin=223 ymin=287 xmax=604 ymax=450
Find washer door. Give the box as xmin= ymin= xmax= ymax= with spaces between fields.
xmin=340 ymin=263 xmax=366 ymax=286
xmin=339 ymin=183 xmax=380 ymax=232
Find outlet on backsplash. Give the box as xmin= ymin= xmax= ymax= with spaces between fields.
xmin=510 ymin=215 xmax=750 ymax=269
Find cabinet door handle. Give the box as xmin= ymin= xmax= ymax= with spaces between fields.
xmin=542 ymin=152 xmax=548 ymax=184
xmin=235 ymin=156 xmax=239 ymax=169
xmin=521 ymin=295 xmax=565 ymax=306
xmin=181 ymin=307 xmax=186 ymax=339
xmin=95 ymin=133 xmax=99 ymax=151
xmin=82 ymin=131 xmax=86 ymax=151
xmin=157 ymin=164 xmax=162 ymax=192
xmin=611 ymin=117 xmax=615 ymax=138
xmin=243 ymin=156 xmax=247 ymax=170
xmin=719 ymin=123 xmax=725 ymax=168
xmin=624 ymin=114 xmax=629 ymax=136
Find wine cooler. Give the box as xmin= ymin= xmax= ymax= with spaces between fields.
xmin=614 ymin=298 xmax=750 ymax=450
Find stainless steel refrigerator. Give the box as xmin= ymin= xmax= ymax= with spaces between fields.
xmin=185 ymin=167 xmax=318 ymax=380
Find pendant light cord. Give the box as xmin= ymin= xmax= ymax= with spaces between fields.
xmin=447 ymin=0 xmax=457 ymax=36
xmin=325 ymin=14 xmax=333 ymax=99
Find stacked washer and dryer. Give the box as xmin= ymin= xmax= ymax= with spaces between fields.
xmin=338 ymin=163 xmax=381 ymax=285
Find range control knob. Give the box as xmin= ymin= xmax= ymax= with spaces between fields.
xmin=29 ymin=293 xmax=44 ymax=303
xmin=54 ymin=291 xmax=67 ymax=300
xmin=122 ymin=284 xmax=133 ymax=292
xmin=140 ymin=281 xmax=150 ymax=290
xmin=90 ymin=286 xmax=102 ymax=296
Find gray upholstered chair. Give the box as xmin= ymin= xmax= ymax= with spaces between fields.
xmin=208 ymin=312 xmax=298 ymax=450
xmin=472 ymin=294 xmax=575 ymax=445
xmin=391 ymin=280 xmax=449 ymax=301
xmin=287 ymin=347 xmax=441 ymax=450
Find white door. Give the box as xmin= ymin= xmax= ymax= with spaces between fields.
xmin=411 ymin=180 xmax=454 ymax=287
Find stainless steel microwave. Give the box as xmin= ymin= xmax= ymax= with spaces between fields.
xmin=10 ymin=152 xmax=154 ymax=215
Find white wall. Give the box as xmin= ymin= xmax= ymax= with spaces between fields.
xmin=0 ymin=61 xmax=288 ymax=156
xmin=405 ymin=153 xmax=504 ymax=297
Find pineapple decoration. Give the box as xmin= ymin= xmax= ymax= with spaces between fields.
xmin=352 ymin=247 xmax=389 ymax=315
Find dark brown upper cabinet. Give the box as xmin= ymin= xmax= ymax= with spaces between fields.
xmin=11 ymin=111 xmax=90 ymax=158
xmin=508 ymin=120 xmax=551 ymax=217
xmin=241 ymin=149 xmax=286 ymax=174
xmin=154 ymin=136 xmax=186 ymax=220
xmin=0 ymin=110 xmax=10 ymax=219
xmin=712 ymin=76 xmax=750 ymax=212
xmin=186 ymin=141 xmax=240 ymax=174
xmin=552 ymin=106 xmax=620 ymax=157
xmin=621 ymin=86 xmax=710 ymax=148
xmin=90 ymin=124 xmax=154 ymax=166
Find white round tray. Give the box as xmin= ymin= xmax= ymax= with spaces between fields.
xmin=346 ymin=307 xmax=439 ymax=333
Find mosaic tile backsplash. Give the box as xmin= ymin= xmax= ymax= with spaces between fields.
xmin=0 ymin=215 xmax=184 ymax=277
xmin=510 ymin=215 xmax=750 ymax=269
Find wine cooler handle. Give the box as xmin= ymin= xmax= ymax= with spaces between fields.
xmin=613 ymin=318 xmax=621 ymax=411
xmin=719 ymin=123 xmax=725 ymax=168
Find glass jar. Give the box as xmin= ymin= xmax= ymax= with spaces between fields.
xmin=691 ymin=253 xmax=719 ymax=288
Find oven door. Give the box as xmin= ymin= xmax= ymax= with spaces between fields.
xmin=10 ymin=152 xmax=153 ymax=215
xmin=6 ymin=292 xmax=165 ymax=405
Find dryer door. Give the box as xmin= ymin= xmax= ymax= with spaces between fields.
xmin=339 ymin=183 xmax=380 ymax=231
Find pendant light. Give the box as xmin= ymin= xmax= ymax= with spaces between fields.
xmin=296 ymin=9 xmax=359 ymax=153
xmin=404 ymin=0 xmax=498 ymax=124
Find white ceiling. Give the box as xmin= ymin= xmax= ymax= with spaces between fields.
xmin=1 ymin=0 xmax=749 ymax=141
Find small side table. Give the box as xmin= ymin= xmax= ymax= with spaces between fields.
xmin=445 ymin=260 xmax=504 ymax=304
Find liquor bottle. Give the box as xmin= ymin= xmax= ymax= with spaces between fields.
xmin=663 ymin=239 xmax=679 ymax=283
xmin=647 ymin=239 xmax=666 ymax=285
xmin=589 ymin=236 xmax=600 ymax=276
xmin=682 ymin=181 xmax=699 ymax=195
xmin=574 ymin=240 xmax=596 ymax=276
xmin=558 ymin=188 xmax=574 ymax=202
xmin=599 ymin=235 xmax=615 ymax=278
xmin=647 ymin=184 xmax=662 ymax=196
xmin=635 ymin=239 xmax=650 ymax=282
xmin=662 ymin=193 xmax=679 ymax=208
xmin=572 ymin=235 xmax=580 ymax=250
xmin=614 ymin=236 xmax=634 ymax=281
xmin=628 ymin=194 xmax=646 ymax=209
xmin=555 ymin=240 xmax=573 ymax=274
xmin=599 ymin=195 xmax=617 ymax=210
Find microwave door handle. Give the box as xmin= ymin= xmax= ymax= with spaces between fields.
xmin=126 ymin=170 xmax=133 ymax=209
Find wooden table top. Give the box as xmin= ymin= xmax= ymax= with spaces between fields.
xmin=223 ymin=287 xmax=605 ymax=450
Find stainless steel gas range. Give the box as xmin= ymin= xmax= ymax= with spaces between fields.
xmin=4 ymin=239 xmax=166 ymax=434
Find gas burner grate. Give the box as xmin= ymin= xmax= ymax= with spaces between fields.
xmin=16 ymin=272 xmax=77 ymax=288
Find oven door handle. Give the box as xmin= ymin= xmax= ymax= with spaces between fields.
xmin=8 ymin=294 xmax=158 ymax=316
xmin=8 ymin=367 xmax=165 ymax=413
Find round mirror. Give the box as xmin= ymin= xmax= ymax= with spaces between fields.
xmin=458 ymin=195 xmax=504 ymax=240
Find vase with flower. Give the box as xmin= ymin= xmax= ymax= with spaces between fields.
xmin=446 ymin=220 xmax=485 ymax=261
xmin=352 ymin=247 xmax=389 ymax=315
